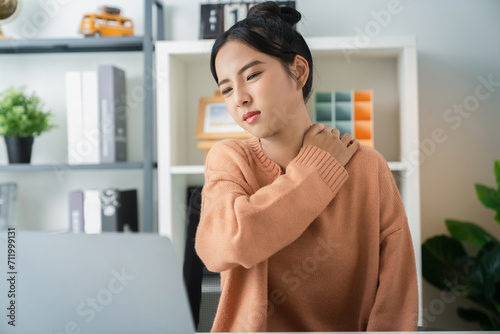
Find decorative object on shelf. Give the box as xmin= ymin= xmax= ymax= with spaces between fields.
xmin=199 ymin=0 xmax=295 ymax=39
xmin=79 ymin=5 xmax=134 ymax=38
xmin=65 ymin=65 xmax=127 ymax=164
xmin=196 ymin=91 xmax=252 ymax=159
xmin=0 ymin=86 xmax=56 ymax=164
xmin=0 ymin=182 xmax=16 ymax=229
xmin=0 ymin=0 xmax=21 ymax=39
xmin=69 ymin=188 xmax=138 ymax=233
xmin=313 ymin=90 xmax=374 ymax=147
xmin=422 ymin=160 xmax=500 ymax=330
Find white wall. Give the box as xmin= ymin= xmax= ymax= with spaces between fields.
xmin=2 ymin=0 xmax=499 ymax=331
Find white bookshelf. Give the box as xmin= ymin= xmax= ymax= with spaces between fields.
xmin=155 ymin=36 xmax=422 ymax=325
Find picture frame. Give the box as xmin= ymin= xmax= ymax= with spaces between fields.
xmin=196 ymin=95 xmax=252 ymax=140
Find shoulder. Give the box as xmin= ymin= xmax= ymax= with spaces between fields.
xmin=348 ymin=144 xmax=390 ymax=172
xmin=207 ymin=138 xmax=254 ymax=163
xmin=205 ymin=138 xmax=256 ymax=173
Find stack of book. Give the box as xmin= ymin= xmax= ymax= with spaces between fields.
xmin=68 ymin=188 xmax=138 ymax=233
xmin=65 ymin=65 xmax=128 ymax=164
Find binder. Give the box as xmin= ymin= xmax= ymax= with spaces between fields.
xmin=81 ymin=71 xmax=100 ymax=164
xmin=68 ymin=190 xmax=84 ymax=233
xmin=116 ymin=189 xmax=138 ymax=232
xmin=83 ymin=189 xmax=102 ymax=234
xmin=65 ymin=72 xmax=84 ymax=164
xmin=98 ymin=65 xmax=127 ymax=163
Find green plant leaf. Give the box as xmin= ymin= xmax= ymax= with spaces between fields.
xmin=480 ymin=243 xmax=500 ymax=283
xmin=439 ymin=257 xmax=474 ymax=298
xmin=495 ymin=210 xmax=500 ymax=225
xmin=475 ymin=184 xmax=500 ymax=210
xmin=457 ymin=307 xmax=500 ymax=330
xmin=495 ymin=161 xmax=500 ymax=192
xmin=0 ymin=86 xmax=56 ymax=137
xmin=422 ymin=235 xmax=467 ymax=290
xmin=445 ymin=219 xmax=498 ymax=246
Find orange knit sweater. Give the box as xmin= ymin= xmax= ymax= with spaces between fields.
xmin=195 ymin=137 xmax=419 ymax=332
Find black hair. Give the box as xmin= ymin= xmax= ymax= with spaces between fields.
xmin=210 ymin=1 xmax=313 ymax=102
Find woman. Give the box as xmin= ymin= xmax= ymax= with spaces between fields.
xmin=195 ymin=2 xmax=419 ymax=332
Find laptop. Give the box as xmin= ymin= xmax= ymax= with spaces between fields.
xmin=0 ymin=230 xmax=195 ymax=334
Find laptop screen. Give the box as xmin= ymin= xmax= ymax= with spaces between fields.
xmin=0 ymin=230 xmax=195 ymax=334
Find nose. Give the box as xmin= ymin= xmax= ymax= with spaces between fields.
xmin=235 ymin=86 xmax=251 ymax=108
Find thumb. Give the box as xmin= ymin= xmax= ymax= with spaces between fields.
xmin=307 ymin=123 xmax=325 ymax=136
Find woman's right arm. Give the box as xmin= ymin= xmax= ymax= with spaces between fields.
xmin=195 ymin=125 xmax=359 ymax=272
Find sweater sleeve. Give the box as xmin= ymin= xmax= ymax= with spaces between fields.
xmin=366 ymin=153 xmax=419 ymax=331
xmin=195 ymin=141 xmax=348 ymax=272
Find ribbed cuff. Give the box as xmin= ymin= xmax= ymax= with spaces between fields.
xmin=292 ymin=145 xmax=348 ymax=193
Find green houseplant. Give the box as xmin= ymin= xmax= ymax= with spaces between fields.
xmin=422 ymin=161 xmax=500 ymax=330
xmin=0 ymin=86 xmax=56 ymax=163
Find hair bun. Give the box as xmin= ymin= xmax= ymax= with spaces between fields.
xmin=248 ymin=1 xmax=301 ymax=27
xmin=279 ymin=6 xmax=301 ymax=26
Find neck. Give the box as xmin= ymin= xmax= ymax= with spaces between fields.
xmin=259 ymin=105 xmax=312 ymax=173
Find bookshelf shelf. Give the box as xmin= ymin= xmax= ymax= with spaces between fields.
xmin=0 ymin=36 xmax=145 ymax=54
xmin=0 ymin=162 xmax=155 ymax=172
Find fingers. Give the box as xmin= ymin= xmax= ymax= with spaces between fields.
xmin=340 ymin=132 xmax=351 ymax=145
xmin=307 ymin=123 xmax=325 ymax=136
xmin=347 ymin=138 xmax=361 ymax=152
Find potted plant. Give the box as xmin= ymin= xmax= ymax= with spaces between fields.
xmin=0 ymin=86 xmax=56 ymax=163
xmin=422 ymin=160 xmax=500 ymax=330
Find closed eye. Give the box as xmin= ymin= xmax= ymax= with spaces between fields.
xmin=221 ymin=87 xmax=232 ymax=95
xmin=247 ymin=72 xmax=261 ymax=81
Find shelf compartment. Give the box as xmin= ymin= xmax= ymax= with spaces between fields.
xmin=354 ymin=120 xmax=373 ymax=139
xmin=334 ymin=90 xmax=352 ymax=102
xmin=335 ymin=120 xmax=352 ymax=137
xmin=354 ymin=90 xmax=372 ymax=102
xmin=354 ymin=101 xmax=372 ymax=121
xmin=334 ymin=101 xmax=353 ymax=121
xmin=315 ymin=102 xmax=333 ymax=122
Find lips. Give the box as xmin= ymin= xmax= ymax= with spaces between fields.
xmin=243 ymin=111 xmax=261 ymax=124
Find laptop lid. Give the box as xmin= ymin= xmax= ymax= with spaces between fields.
xmin=0 ymin=230 xmax=195 ymax=334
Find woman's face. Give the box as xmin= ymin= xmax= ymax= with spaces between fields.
xmin=215 ymin=40 xmax=303 ymax=139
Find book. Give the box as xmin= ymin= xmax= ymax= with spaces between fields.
xmin=0 ymin=183 xmax=17 ymax=230
xmin=68 ymin=190 xmax=84 ymax=233
xmin=98 ymin=65 xmax=127 ymax=163
xmin=81 ymin=71 xmax=100 ymax=164
xmin=101 ymin=188 xmax=138 ymax=232
xmin=65 ymin=71 xmax=101 ymax=164
xmin=116 ymin=189 xmax=138 ymax=232
xmin=65 ymin=72 xmax=84 ymax=164
xmin=83 ymin=189 xmax=102 ymax=234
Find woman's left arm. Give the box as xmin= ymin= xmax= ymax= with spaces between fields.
xmin=366 ymin=153 xmax=419 ymax=331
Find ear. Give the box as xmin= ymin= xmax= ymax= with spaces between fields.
xmin=290 ymin=54 xmax=309 ymax=90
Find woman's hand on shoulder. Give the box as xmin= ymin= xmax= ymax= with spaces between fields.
xmin=302 ymin=123 xmax=360 ymax=167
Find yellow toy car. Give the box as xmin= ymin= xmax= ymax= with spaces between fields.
xmin=79 ymin=6 xmax=134 ymax=37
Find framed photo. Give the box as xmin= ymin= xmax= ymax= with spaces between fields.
xmin=196 ymin=95 xmax=252 ymax=140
